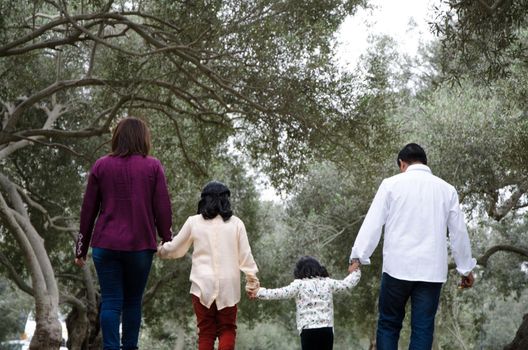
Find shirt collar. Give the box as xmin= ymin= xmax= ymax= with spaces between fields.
xmin=406 ymin=164 xmax=432 ymax=173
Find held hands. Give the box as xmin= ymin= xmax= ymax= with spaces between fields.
xmin=348 ymin=258 xmax=361 ymax=274
xmin=245 ymin=274 xmax=260 ymax=300
xmin=156 ymin=243 xmax=164 ymax=258
xmin=247 ymin=289 xmax=258 ymax=300
xmin=459 ymin=272 xmax=475 ymax=289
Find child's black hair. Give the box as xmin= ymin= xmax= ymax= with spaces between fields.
xmin=197 ymin=181 xmax=233 ymax=221
xmin=293 ymin=256 xmax=330 ymax=279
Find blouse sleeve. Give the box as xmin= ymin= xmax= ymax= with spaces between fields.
xmin=327 ymin=270 xmax=361 ymax=294
xmin=76 ymin=162 xmax=102 ymax=258
xmin=152 ymin=160 xmax=173 ymax=243
xmin=256 ymin=280 xmax=300 ymax=300
xmin=158 ymin=216 xmax=193 ymax=259
xmin=237 ymin=219 xmax=259 ymax=276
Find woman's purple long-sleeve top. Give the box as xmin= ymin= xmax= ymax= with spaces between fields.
xmin=75 ymin=155 xmax=173 ymax=258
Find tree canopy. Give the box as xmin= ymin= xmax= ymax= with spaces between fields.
xmin=0 ymin=0 xmax=527 ymax=349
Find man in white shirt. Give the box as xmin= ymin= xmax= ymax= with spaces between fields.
xmin=348 ymin=143 xmax=476 ymax=350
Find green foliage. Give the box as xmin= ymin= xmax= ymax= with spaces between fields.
xmin=434 ymin=0 xmax=528 ymax=79
xmin=1 ymin=0 xmax=528 ymax=348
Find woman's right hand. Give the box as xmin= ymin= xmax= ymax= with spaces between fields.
xmin=156 ymin=243 xmax=164 ymax=257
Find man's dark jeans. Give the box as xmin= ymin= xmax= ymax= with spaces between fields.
xmin=92 ymin=247 xmax=154 ymax=350
xmin=376 ymin=272 xmax=443 ymax=350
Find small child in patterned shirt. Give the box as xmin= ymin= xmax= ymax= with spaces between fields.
xmin=250 ymin=256 xmax=361 ymax=350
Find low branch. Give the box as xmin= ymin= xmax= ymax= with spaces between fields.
xmin=59 ymin=292 xmax=87 ymax=312
xmin=56 ymin=273 xmax=84 ymax=282
xmin=477 ymin=244 xmax=528 ymax=267
xmin=142 ymin=270 xmax=179 ymax=305
xmin=0 ymin=250 xmax=34 ymax=296
xmin=0 ymin=92 xmax=131 ymax=159
xmin=16 ymin=185 xmax=78 ymax=232
xmin=449 ymin=244 xmax=528 ymax=270
xmin=7 ymin=134 xmax=93 ymax=161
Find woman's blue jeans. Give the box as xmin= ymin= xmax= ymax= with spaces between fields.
xmin=376 ymin=272 xmax=443 ymax=350
xmin=92 ymin=248 xmax=154 ymax=350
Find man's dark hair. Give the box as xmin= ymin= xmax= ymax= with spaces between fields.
xmin=397 ymin=143 xmax=427 ymax=167
xmin=197 ymin=181 xmax=233 ymax=221
xmin=294 ymin=256 xmax=329 ymax=279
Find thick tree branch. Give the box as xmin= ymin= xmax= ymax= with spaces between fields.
xmin=0 ymin=12 xmax=131 ymax=55
xmin=6 ymin=134 xmax=93 ymax=161
xmin=488 ymin=183 xmax=528 ymax=221
xmin=449 ymin=244 xmax=528 ymax=269
xmin=60 ymin=292 xmax=87 ymax=312
xmin=476 ymin=244 xmax=528 ymax=267
xmin=0 ymin=190 xmax=48 ymax=298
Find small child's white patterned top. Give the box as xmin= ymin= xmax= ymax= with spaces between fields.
xmin=256 ymin=270 xmax=361 ymax=333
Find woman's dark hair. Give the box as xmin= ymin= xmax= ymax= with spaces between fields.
xmin=294 ymin=256 xmax=329 ymax=279
xmin=397 ymin=143 xmax=427 ymax=167
xmin=111 ymin=117 xmax=151 ymax=157
xmin=197 ymin=181 xmax=233 ymax=221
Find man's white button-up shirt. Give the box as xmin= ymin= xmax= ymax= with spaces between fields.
xmin=350 ymin=164 xmax=476 ymax=282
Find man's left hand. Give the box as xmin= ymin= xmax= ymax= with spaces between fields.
xmin=459 ymin=272 xmax=475 ymax=289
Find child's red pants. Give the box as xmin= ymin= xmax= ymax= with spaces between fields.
xmin=192 ymin=294 xmax=237 ymax=350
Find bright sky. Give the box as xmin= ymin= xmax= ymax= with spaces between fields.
xmin=259 ymin=0 xmax=439 ymax=202
xmin=336 ymin=0 xmax=438 ymax=70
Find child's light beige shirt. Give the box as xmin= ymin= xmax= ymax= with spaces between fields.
xmin=158 ymin=214 xmax=259 ymax=309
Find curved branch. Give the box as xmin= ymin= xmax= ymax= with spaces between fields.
xmin=0 ymin=190 xmax=47 ymax=299
xmin=0 ymin=89 xmax=131 ymax=154
xmin=449 ymin=244 xmax=528 ymax=270
xmin=476 ymin=244 xmax=528 ymax=267
xmin=0 ymin=250 xmax=34 ymax=296
xmin=6 ymin=134 xmax=93 ymax=161
xmin=59 ymin=292 xmax=87 ymax=312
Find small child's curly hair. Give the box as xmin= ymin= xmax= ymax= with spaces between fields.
xmin=293 ymin=256 xmax=329 ymax=279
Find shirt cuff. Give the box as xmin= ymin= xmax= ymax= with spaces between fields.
xmin=348 ymin=253 xmax=370 ymax=265
xmin=456 ymin=258 xmax=477 ymax=276
xmin=350 ymin=248 xmax=371 ymax=265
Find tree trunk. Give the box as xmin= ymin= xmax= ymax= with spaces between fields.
xmin=0 ymin=175 xmax=63 ymax=349
xmin=31 ymin=295 xmax=63 ymax=350
xmin=66 ymin=307 xmax=89 ymax=350
xmin=504 ymin=313 xmax=528 ymax=350
xmin=65 ymin=263 xmax=101 ymax=350
xmin=65 ymin=300 xmax=102 ymax=350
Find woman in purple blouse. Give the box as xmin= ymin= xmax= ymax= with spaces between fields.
xmin=74 ymin=117 xmax=172 ymax=350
